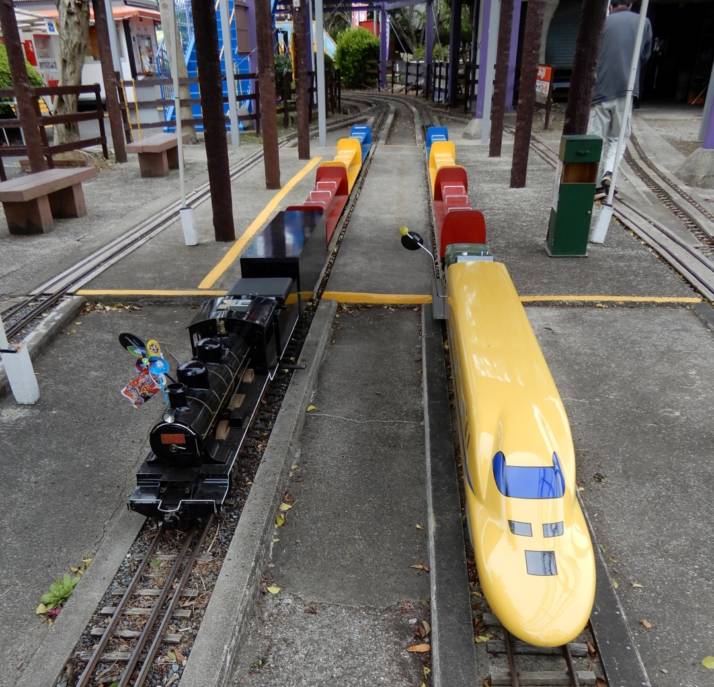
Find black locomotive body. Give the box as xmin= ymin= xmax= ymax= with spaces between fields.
xmin=128 ymin=277 xmax=299 ymax=520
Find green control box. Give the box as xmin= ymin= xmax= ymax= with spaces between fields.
xmin=545 ymin=135 xmax=603 ymax=257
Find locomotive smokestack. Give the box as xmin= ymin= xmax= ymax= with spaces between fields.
xmin=197 ymin=337 xmax=223 ymax=363
xmin=167 ymin=383 xmax=188 ymax=409
xmin=178 ymin=360 xmax=209 ymax=388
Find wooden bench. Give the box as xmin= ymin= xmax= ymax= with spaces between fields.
xmin=126 ymin=133 xmax=182 ymax=178
xmin=0 ymin=167 xmax=98 ymax=235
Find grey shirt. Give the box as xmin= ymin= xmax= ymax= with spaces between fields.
xmin=592 ymin=9 xmax=652 ymax=104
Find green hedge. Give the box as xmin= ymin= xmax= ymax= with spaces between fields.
xmin=335 ymin=28 xmax=379 ymax=89
xmin=0 ymin=44 xmax=44 ymax=89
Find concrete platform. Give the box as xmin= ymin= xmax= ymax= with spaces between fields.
xmin=0 ymin=303 xmax=192 ymax=687
xmin=328 ymin=147 xmax=432 ymax=296
xmin=528 ymin=304 xmax=714 ymax=687
xmin=453 ymin=135 xmax=696 ymax=298
xmin=230 ymin=307 xmax=430 ymax=686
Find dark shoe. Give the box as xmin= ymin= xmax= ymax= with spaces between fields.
xmin=594 ymin=186 xmax=607 ymax=201
xmin=601 ymin=172 xmax=613 ymax=189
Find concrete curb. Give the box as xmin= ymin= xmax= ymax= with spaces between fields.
xmin=0 ymin=296 xmax=85 ymax=399
xmin=179 ymin=299 xmax=338 ymax=687
xmin=16 ymin=507 xmax=145 ymax=687
xmin=421 ymin=305 xmax=480 ymax=686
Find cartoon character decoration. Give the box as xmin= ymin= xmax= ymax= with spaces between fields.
xmin=119 ymin=332 xmax=171 ymax=408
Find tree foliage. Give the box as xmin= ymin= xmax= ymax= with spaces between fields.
xmin=0 ymin=44 xmax=44 ymax=89
xmin=335 ymin=28 xmax=379 ymax=88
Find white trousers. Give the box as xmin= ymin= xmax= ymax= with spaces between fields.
xmin=587 ymin=97 xmax=630 ymax=182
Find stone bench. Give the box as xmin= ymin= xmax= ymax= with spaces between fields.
xmin=0 ymin=167 xmax=98 ymax=235
xmin=126 ymin=133 xmax=182 ymax=177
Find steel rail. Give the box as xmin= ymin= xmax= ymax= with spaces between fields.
xmin=1 ymin=104 xmax=379 ymax=341
xmin=503 ymin=631 xmax=522 ymax=687
xmin=76 ymin=527 xmax=164 ymax=687
xmin=562 ymin=642 xmax=581 ymax=687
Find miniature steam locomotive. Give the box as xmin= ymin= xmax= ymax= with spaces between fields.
xmin=129 ymin=277 xmax=299 ymax=519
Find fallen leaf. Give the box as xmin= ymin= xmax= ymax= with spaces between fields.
xmin=307 ymin=404 xmax=317 ymax=412
xmin=632 ymin=582 xmax=644 ymax=589
xmin=174 ymin=648 xmax=186 ymax=664
xmin=612 ymin=579 xmax=620 ymax=589
xmin=279 ymin=502 xmax=293 ymax=512
xmin=406 ymin=643 xmax=431 ymax=653
xmin=702 ymin=656 xmax=714 ymax=669
xmin=474 ymin=634 xmax=491 ymax=643
xmin=587 ymin=640 xmax=598 ymax=658
xmin=640 ymin=619 xmax=653 ymax=630
xmin=272 ymin=537 xmax=280 ymax=543
xmin=415 ymin=523 xmax=424 ymax=530
xmin=420 ymin=620 xmax=431 ymax=637
xmin=471 ymin=590 xmax=483 ymax=598
xmin=291 ymin=463 xmax=299 ymax=470
xmin=266 ymin=585 xmax=281 ymax=595
xmin=423 ymin=666 xmax=431 ymax=677
xmin=410 ymin=563 xmax=430 ymax=573
xmin=35 ymin=603 xmax=48 ymax=615
xmin=274 ymin=514 xmax=286 ymax=528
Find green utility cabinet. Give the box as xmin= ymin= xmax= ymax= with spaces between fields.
xmin=545 ymin=135 xmax=603 ymax=257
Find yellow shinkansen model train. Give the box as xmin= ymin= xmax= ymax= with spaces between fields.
xmin=447 ymin=260 xmax=595 ymax=647
xmin=405 ymin=126 xmax=596 ymax=648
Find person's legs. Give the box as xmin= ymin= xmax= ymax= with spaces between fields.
xmin=588 ymin=101 xmax=614 ymax=184
xmin=607 ymin=96 xmax=630 ymax=177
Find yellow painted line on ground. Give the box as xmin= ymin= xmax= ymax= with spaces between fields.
xmin=322 ymin=291 xmax=432 ymax=304
xmin=520 ymin=295 xmax=702 ymax=304
xmin=198 ymin=156 xmax=323 ymax=290
xmin=76 ymin=288 xmax=227 ymax=297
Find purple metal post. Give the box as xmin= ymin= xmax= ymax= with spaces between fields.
xmin=505 ymin=0 xmax=521 ymax=111
xmin=475 ymin=0 xmax=491 ymax=118
xmin=425 ymin=0 xmax=434 ymax=96
xmin=246 ymin=0 xmax=258 ymax=74
xmin=379 ymin=5 xmax=388 ymax=88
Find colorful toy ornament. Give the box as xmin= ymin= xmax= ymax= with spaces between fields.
xmin=118 ymin=332 xmax=171 ymax=408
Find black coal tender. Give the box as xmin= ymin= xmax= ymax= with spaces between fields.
xmin=128 ymin=277 xmax=299 ymax=520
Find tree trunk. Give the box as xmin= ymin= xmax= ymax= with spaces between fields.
xmin=55 ymin=0 xmax=89 ymax=145
xmin=510 ymin=0 xmax=545 ymax=188
xmin=562 ymin=0 xmax=608 ymax=135
xmin=489 ymin=0 xmax=513 ymax=157
xmin=157 ymin=0 xmax=197 ymax=141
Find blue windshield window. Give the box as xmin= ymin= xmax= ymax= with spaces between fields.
xmin=492 ymin=452 xmax=565 ymax=499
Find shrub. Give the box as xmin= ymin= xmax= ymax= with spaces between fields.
xmin=0 ymin=44 xmax=44 ymax=120
xmin=0 ymin=43 xmax=44 ymax=89
xmin=335 ymin=28 xmax=379 ymax=89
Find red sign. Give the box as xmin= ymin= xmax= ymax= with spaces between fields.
xmin=23 ymin=39 xmax=38 ymax=66
xmin=535 ymin=64 xmax=553 ymax=105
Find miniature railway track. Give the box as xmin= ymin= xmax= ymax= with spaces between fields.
xmin=481 ymin=615 xmax=601 ymax=686
xmin=74 ymin=520 xmax=213 ymax=687
xmin=627 ymin=132 xmax=714 ymax=242
xmin=56 ymin=99 xmax=395 ymax=687
xmin=1 ymin=103 xmax=380 ymax=342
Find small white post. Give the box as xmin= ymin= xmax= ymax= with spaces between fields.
xmin=590 ymin=0 xmax=650 ymax=244
xmin=220 ymin=0 xmax=240 ymax=146
xmin=163 ymin=0 xmax=197 ymax=245
xmin=0 ymin=317 xmax=40 ymax=404
xmin=314 ymin=0 xmax=327 ymax=147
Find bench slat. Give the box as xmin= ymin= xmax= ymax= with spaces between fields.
xmin=0 ymin=167 xmax=98 ymax=202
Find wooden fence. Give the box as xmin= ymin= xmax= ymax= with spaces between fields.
xmin=0 ymin=84 xmax=108 ymax=181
